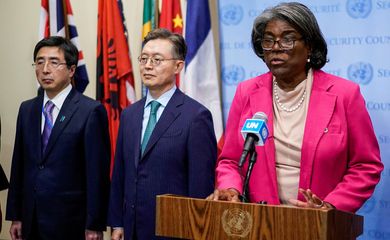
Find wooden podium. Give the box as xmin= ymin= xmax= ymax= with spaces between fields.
xmin=156 ymin=194 xmax=363 ymax=240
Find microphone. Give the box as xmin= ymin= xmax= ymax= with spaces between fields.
xmin=238 ymin=112 xmax=269 ymax=167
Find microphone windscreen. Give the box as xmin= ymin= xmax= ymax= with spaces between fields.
xmin=253 ymin=112 xmax=268 ymax=123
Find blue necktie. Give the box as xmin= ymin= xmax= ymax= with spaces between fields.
xmin=141 ymin=101 xmax=161 ymax=154
xmin=42 ymin=101 xmax=55 ymax=153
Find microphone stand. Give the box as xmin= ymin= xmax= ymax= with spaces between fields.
xmin=240 ymin=149 xmax=257 ymax=203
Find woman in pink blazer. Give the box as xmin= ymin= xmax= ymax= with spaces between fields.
xmin=208 ymin=2 xmax=383 ymax=213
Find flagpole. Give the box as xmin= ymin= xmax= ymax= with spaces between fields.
xmin=62 ymin=0 xmax=69 ymax=39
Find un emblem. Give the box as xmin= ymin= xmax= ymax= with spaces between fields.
xmin=358 ymin=198 xmax=376 ymax=214
xmin=347 ymin=62 xmax=373 ymax=85
xmin=346 ymin=0 xmax=372 ymax=19
xmin=221 ymin=208 xmax=253 ymax=238
xmin=222 ymin=65 xmax=245 ymax=85
xmin=220 ymin=4 xmax=244 ymax=25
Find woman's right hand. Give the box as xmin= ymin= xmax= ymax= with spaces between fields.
xmin=206 ymin=188 xmax=241 ymax=202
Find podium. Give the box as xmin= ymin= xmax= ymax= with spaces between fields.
xmin=156 ymin=194 xmax=363 ymax=240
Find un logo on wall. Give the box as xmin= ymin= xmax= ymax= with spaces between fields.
xmin=220 ymin=4 xmax=244 ymax=25
xmin=222 ymin=65 xmax=245 ymax=85
xmin=347 ymin=62 xmax=373 ymax=85
xmin=346 ymin=0 xmax=372 ymax=18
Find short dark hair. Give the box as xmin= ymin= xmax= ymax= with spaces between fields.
xmin=142 ymin=28 xmax=187 ymax=60
xmin=251 ymin=2 xmax=328 ymax=69
xmin=33 ymin=36 xmax=79 ymax=68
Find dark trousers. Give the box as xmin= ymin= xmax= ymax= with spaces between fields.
xmin=27 ymin=209 xmax=84 ymax=240
xmin=27 ymin=210 xmax=42 ymax=240
xmin=133 ymin=227 xmax=137 ymax=240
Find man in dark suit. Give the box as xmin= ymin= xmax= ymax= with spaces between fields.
xmin=6 ymin=36 xmax=111 ymax=240
xmin=109 ymin=29 xmax=217 ymax=240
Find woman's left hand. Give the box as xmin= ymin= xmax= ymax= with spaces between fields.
xmin=289 ymin=188 xmax=334 ymax=210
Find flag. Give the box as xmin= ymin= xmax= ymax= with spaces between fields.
xmin=182 ymin=0 xmax=224 ymax=152
xmin=97 ymin=0 xmax=136 ymax=174
xmin=142 ymin=0 xmax=157 ymax=39
xmin=39 ymin=0 xmax=89 ymax=92
xmin=159 ymin=0 xmax=183 ymax=86
xmin=141 ymin=0 xmax=158 ymax=96
xmin=159 ymin=0 xmax=183 ymax=34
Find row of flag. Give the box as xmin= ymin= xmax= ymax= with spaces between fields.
xmin=39 ymin=0 xmax=224 ymax=173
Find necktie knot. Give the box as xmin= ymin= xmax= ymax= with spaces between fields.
xmin=150 ymin=101 xmax=161 ymax=114
xmin=45 ymin=101 xmax=55 ymax=115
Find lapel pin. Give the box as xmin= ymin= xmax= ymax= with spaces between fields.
xmin=60 ymin=116 xmax=66 ymax=122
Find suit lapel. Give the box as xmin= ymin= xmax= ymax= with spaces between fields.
xmin=42 ymin=89 xmax=79 ymax=161
xmin=249 ymin=73 xmax=279 ymax=198
xmin=299 ymin=71 xmax=337 ymax=193
xmin=249 ymin=73 xmax=274 ymax=137
xmin=32 ymin=95 xmax=44 ymax=161
xmin=141 ymin=89 xmax=183 ymax=160
xmin=134 ymin=98 xmax=146 ymax=168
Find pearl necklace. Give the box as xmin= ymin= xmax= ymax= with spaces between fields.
xmin=273 ymin=80 xmax=306 ymax=112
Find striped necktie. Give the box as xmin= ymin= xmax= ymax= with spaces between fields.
xmin=42 ymin=100 xmax=55 ymax=153
xmin=141 ymin=101 xmax=161 ymax=154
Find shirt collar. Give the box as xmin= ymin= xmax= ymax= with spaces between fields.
xmin=43 ymin=84 xmax=72 ymax=109
xmin=144 ymin=85 xmax=177 ymax=108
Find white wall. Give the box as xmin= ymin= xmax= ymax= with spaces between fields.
xmin=0 ymin=0 xmax=219 ymax=239
xmin=0 ymin=1 xmax=40 ymax=237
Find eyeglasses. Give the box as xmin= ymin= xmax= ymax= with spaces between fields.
xmin=32 ymin=60 xmax=67 ymax=70
xmin=261 ymin=37 xmax=303 ymax=51
xmin=138 ymin=56 xmax=180 ymax=66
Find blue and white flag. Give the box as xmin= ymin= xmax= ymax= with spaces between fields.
xmin=182 ymin=0 xmax=224 ymax=150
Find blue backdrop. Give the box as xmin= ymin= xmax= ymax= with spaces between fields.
xmin=218 ymin=0 xmax=390 ymax=239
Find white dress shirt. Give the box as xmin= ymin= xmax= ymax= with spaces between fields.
xmin=141 ymin=86 xmax=177 ymax=143
xmin=41 ymin=84 xmax=72 ymax=133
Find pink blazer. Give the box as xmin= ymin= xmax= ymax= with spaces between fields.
xmin=216 ymin=70 xmax=383 ymax=213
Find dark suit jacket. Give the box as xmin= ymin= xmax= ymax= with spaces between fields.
xmin=6 ymin=88 xmax=111 ymax=240
xmin=108 ymin=89 xmax=217 ymax=240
